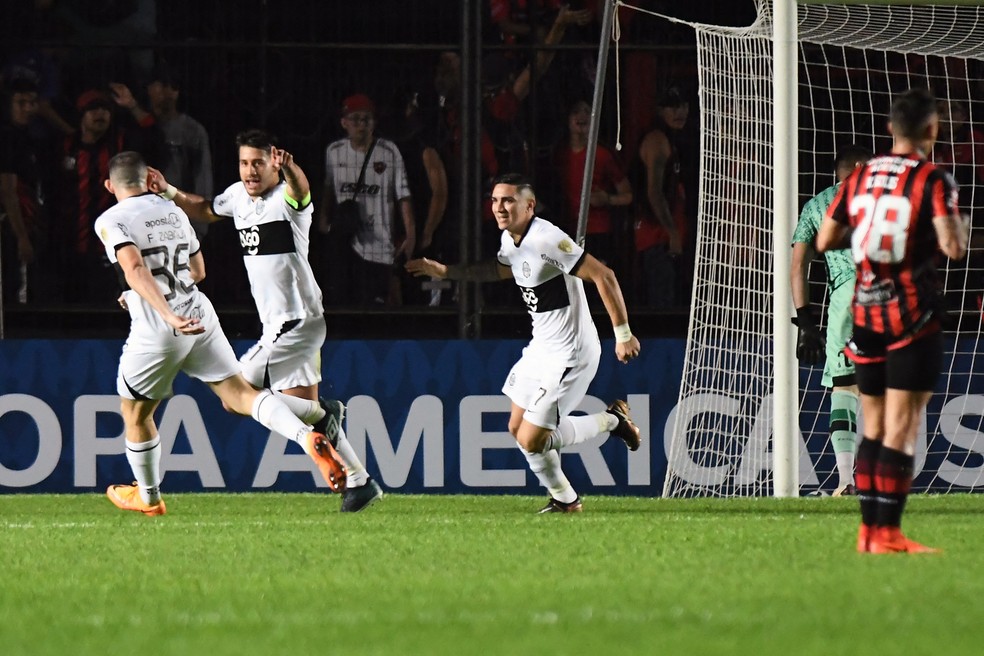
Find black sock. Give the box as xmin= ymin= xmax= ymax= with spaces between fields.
xmin=874 ymin=445 xmax=914 ymax=529
xmin=855 ymin=437 xmax=881 ymax=527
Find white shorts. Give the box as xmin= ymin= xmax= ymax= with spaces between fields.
xmin=117 ymin=296 xmax=240 ymax=400
xmin=501 ymin=342 xmax=601 ymax=430
xmin=240 ymin=315 xmax=326 ymax=390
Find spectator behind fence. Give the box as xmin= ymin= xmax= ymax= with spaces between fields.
xmin=631 ymin=85 xmax=692 ymax=309
xmin=145 ymin=65 xmax=213 ymax=239
xmin=550 ymin=99 xmax=632 ymax=267
xmin=387 ymin=87 xmax=450 ymax=306
xmin=319 ymin=93 xmax=415 ymax=306
xmin=482 ymin=5 xmax=592 ymax=177
xmin=51 ymin=84 xmax=163 ymax=305
xmin=0 ymin=77 xmax=57 ymax=305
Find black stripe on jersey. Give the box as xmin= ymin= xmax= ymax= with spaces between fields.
xmin=122 ymin=375 xmax=151 ymax=401
xmin=569 ymin=251 xmax=587 ymax=276
xmin=238 ymin=221 xmax=296 ymax=256
xmin=112 ymin=241 xmax=136 ymax=252
xmin=113 ymin=261 xmax=130 ymax=291
xmin=518 ymin=273 xmax=570 ymax=313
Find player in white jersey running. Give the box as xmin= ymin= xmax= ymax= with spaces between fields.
xmin=407 ymin=173 xmax=642 ymax=513
xmin=96 ymin=152 xmax=345 ymax=515
xmin=147 ymin=130 xmax=381 ymax=512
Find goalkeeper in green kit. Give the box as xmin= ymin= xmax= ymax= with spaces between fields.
xmin=790 ymin=145 xmax=872 ymax=496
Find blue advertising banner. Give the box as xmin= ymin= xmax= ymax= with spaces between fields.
xmin=0 ymin=339 xmax=684 ymax=495
xmin=2 ymin=337 xmax=982 ymax=495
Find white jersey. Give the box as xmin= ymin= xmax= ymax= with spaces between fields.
xmin=324 ymin=137 xmax=411 ymax=265
xmin=95 ymin=193 xmax=206 ymax=336
xmin=212 ymin=180 xmax=323 ymax=326
xmin=497 ymin=217 xmax=599 ymax=365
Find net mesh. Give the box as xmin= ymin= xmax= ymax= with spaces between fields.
xmin=615 ymin=1 xmax=984 ymax=496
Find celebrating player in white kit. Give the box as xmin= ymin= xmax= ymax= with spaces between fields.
xmin=407 ymin=173 xmax=642 ymax=512
xmin=97 ymin=152 xmax=345 ymax=515
xmin=148 ymin=130 xmax=381 ymax=512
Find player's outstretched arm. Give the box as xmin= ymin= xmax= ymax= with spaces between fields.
xmin=272 ymin=148 xmax=311 ymax=206
xmin=146 ymin=166 xmax=220 ymax=223
xmin=406 ymin=257 xmax=509 ymax=282
xmin=575 ymin=254 xmax=640 ymax=363
xmin=116 ymin=244 xmax=204 ymax=335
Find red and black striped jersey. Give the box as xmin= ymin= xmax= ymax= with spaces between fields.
xmin=826 ymin=152 xmax=960 ymax=337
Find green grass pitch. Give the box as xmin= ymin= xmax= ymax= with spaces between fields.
xmin=1 ymin=493 xmax=980 ymax=656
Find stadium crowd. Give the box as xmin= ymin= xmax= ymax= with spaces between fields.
xmin=0 ymin=0 xmax=744 ymax=328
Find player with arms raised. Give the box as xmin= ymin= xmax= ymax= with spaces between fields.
xmin=148 ymin=130 xmax=381 ymax=511
xmin=407 ymin=173 xmax=642 ymax=513
xmin=817 ymin=88 xmax=968 ymax=553
xmin=97 ymin=152 xmax=345 ymax=515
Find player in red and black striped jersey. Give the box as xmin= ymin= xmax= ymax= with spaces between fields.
xmin=817 ymin=88 xmax=969 ymax=554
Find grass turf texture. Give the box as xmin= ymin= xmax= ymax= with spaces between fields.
xmin=0 ymin=494 xmax=978 ymax=655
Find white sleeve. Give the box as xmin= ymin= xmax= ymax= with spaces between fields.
xmin=392 ymin=145 xmax=411 ymax=201
xmin=94 ymin=215 xmax=134 ymax=264
xmin=537 ymin=223 xmax=585 ymax=274
xmin=211 ymin=182 xmax=240 ymax=218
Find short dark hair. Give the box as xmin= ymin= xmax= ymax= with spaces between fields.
xmin=235 ymin=129 xmax=276 ymax=153
xmin=834 ymin=144 xmax=872 ymax=172
xmin=108 ymin=151 xmax=148 ymax=188
xmin=890 ymin=88 xmax=937 ymax=140
xmin=493 ymin=172 xmax=534 ymax=195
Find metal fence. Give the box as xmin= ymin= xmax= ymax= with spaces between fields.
xmin=0 ymin=0 xmax=720 ymax=338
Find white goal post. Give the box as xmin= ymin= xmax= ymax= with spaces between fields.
xmin=616 ymin=0 xmax=984 ymax=497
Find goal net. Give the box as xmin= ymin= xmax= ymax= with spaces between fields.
xmin=617 ymin=1 xmax=984 ymax=497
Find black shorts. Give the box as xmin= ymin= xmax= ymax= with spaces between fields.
xmin=848 ymin=325 xmax=943 ymax=395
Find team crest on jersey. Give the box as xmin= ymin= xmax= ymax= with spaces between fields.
xmin=373 ymin=161 xmax=387 ymax=174
xmin=558 ymin=239 xmax=573 ymax=253
xmin=522 ymin=262 xmax=531 ymax=278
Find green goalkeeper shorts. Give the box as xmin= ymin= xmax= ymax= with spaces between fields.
xmin=823 ymin=278 xmax=855 ymax=388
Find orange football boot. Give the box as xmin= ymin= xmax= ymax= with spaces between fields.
xmin=856 ymin=524 xmax=872 ymax=553
xmin=868 ymin=526 xmax=941 ymax=554
xmin=106 ymin=483 xmax=167 ymax=516
xmin=301 ymin=431 xmax=348 ymax=492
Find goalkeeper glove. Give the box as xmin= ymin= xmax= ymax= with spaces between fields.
xmin=791 ymin=307 xmax=825 ymax=364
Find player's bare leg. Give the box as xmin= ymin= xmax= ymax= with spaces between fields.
xmin=107 ymin=398 xmax=167 ymax=516
xmin=277 ymin=383 xmax=377 ymax=509
xmin=209 ymin=374 xmax=346 ymax=492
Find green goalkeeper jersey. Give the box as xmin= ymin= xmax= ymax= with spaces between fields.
xmin=792 ymin=182 xmax=856 ymax=287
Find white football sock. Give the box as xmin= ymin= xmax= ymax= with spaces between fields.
xmin=273 ymin=392 xmax=325 ymax=425
xmin=251 ymin=390 xmax=310 ymax=443
xmin=126 ymin=434 xmax=162 ymax=505
xmin=544 ymin=412 xmax=618 ymax=451
xmin=522 ymin=447 xmax=576 ymax=503
xmin=334 ymin=427 xmax=368 ymax=488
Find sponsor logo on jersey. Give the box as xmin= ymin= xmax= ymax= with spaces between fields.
xmin=521 ymin=287 xmax=538 ymax=312
xmin=116 ymin=223 xmax=129 ymax=238
xmin=144 ymin=213 xmax=182 ymax=229
xmin=237 ymin=221 xmax=296 ymax=256
xmin=541 ymin=254 xmax=562 ymax=270
xmin=340 ymin=182 xmax=381 ymax=195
